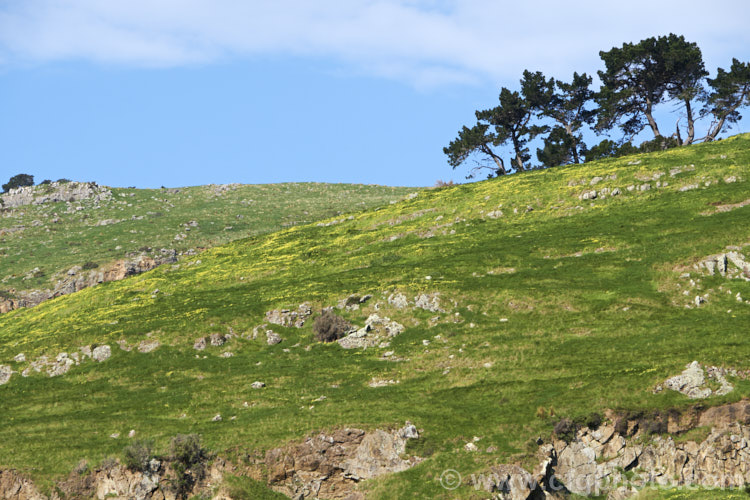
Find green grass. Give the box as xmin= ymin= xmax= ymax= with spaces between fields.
xmin=0 ymin=182 xmax=416 ymax=295
xmin=1 ymin=135 xmax=750 ymax=499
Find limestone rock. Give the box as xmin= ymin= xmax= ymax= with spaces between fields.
xmin=414 ymin=292 xmax=443 ymax=312
xmin=0 ymin=365 xmax=12 ymax=385
xmin=266 ymin=331 xmax=282 ymax=345
xmin=92 ymin=345 xmax=111 ymax=362
xmin=387 ymin=292 xmax=409 ymax=309
xmin=193 ymin=337 xmax=207 ymax=350
xmin=47 ymin=353 xmax=74 ymax=377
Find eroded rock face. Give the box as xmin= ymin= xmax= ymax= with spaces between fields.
xmin=550 ymin=404 xmax=750 ymax=497
xmin=266 ymin=423 xmax=420 ymax=499
xmin=0 ymin=251 xmax=177 ymax=314
xmin=0 ymin=458 xmax=231 ymax=500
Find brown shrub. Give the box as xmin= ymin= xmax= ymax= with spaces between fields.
xmin=313 ymin=310 xmax=351 ymax=342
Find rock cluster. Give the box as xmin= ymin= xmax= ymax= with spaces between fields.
xmin=265 ymin=423 xmax=420 ymax=499
xmin=265 ymin=303 xmax=312 ymax=328
xmin=387 ymin=291 xmax=444 ymax=312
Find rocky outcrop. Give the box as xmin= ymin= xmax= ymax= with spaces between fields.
xmin=0 ymin=251 xmax=177 ymax=314
xmin=265 ymin=423 xmax=420 ymax=499
xmin=654 ymin=361 xmax=734 ymax=398
xmin=697 ymin=251 xmax=750 ymax=280
xmin=0 ymin=469 xmax=47 ymax=500
xmin=337 ymin=314 xmax=404 ymax=349
xmin=0 ymin=182 xmax=112 ymax=209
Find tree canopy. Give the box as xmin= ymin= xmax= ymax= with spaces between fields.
xmin=446 ymin=34 xmax=748 ymax=178
xmin=2 ymin=174 xmax=34 ymax=193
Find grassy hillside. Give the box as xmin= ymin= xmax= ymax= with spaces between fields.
xmin=1 ymin=135 xmax=749 ymax=498
xmin=0 ymin=182 xmax=416 ymax=296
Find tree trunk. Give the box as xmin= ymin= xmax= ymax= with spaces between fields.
xmin=644 ymin=99 xmax=662 ymax=138
xmin=683 ymin=99 xmax=695 ymax=145
xmin=561 ymin=123 xmax=581 ymax=163
xmin=704 ymin=116 xmax=726 ymax=142
xmin=480 ymin=145 xmax=507 ymax=175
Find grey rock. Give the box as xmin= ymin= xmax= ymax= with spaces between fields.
xmin=193 ymin=337 xmax=207 ymax=350
xmin=209 ymin=333 xmax=226 ymax=346
xmin=137 ymin=340 xmax=160 ymax=353
xmin=13 ymin=353 xmax=26 ymax=363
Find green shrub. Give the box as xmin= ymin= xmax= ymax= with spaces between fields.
xmin=170 ymin=434 xmax=208 ymax=498
xmin=123 ymin=439 xmax=154 ymax=472
xmin=82 ymin=261 xmax=99 ymax=270
xmin=313 ymin=310 xmax=351 ymax=342
xmin=2 ymin=173 xmax=34 ymax=193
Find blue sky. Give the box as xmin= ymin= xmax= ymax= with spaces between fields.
xmin=1 ymin=1 xmax=749 ymax=188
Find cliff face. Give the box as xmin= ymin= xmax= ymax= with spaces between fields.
xmin=474 ymin=401 xmax=750 ymax=500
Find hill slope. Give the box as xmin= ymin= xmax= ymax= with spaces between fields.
xmin=1 ymin=136 xmax=750 ymax=499
xmin=0 ymin=182 xmax=416 ymax=310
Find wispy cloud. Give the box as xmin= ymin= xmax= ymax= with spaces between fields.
xmin=1 ymin=0 xmax=748 ymax=86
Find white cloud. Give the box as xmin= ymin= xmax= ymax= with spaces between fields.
xmin=0 ymin=0 xmax=748 ymax=86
